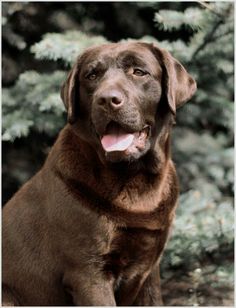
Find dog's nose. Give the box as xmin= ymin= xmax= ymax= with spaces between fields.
xmin=97 ymin=90 xmax=124 ymax=109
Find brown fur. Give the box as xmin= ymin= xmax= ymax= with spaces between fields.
xmin=2 ymin=42 xmax=196 ymax=306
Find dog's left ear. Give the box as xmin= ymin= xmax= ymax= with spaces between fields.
xmin=60 ymin=62 xmax=80 ymax=124
xmin=150 ymin=44 xmax=197 ymax=115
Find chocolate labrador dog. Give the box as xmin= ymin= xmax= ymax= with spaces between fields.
xmin=3 ymin=42 xmax=196 ymax=306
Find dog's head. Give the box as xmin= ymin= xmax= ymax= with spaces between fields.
xmin=61 ymin=42 xmax=196 ymax=165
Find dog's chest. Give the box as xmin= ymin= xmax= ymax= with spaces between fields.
xmin=113 ymin=173 xmax=162 ymax=213
xmin=103 ymin=227 xmax=158 ymax=279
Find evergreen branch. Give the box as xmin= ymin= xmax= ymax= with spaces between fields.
xmin=193 ymin=2 xmax=233 ymax=59
xmin=212 ymin=29 xmax=234 ymax=42
xmin=192 ymin=19 xmax=223 ymax=59
xmin=197 ymin=1 xmax=224 ymax=19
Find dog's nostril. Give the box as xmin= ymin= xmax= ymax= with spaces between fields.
xmin=97 ymin=91 xmax=124 ymax=108
xmin=98 ymin=97 xmax=107 ymax=105
xmin=111 ymin=96 xmax=122 ymax=106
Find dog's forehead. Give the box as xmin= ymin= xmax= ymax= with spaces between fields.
xmin=80 ymin=42 xmax=162 ymax=72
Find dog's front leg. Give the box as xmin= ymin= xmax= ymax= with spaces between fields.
xmin=133 ymin=264 xmax=163 ymax=306
xmin=63 ymin=270 xmax=116 ymax=306
xmin=133 ymin=226 xmax=171 ymax=306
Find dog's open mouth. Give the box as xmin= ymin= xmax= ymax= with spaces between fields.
xmin=100 ymin=121 xmax=150 ymax=154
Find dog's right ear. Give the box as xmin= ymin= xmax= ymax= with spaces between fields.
xmin=60 ymin=62 xmax=80 ymax=124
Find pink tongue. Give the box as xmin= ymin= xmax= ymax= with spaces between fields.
xmin=101 ymin=133 xmax=135 ymax=152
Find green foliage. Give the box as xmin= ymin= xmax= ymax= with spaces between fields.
xmin=31 ymin=31 xmax=108 ymax=65
xmin=173 ymin=127 xmax=234 ymax=196
xmin=163 ymin=191 xmax=233 ymax=269
xmin=2 ymin=2 xmax=28 ymax=51
xmin=154 ymin=8 xmax=204 ymax=31
xmin=3 ymin=71 xmax=66 ymax=141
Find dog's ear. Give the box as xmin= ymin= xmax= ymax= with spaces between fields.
xmin=150 ymin=44 xmax=197 ymax=115
xmin=60 ymin=62 xmax=80 ymax=124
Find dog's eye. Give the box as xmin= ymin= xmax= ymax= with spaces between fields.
xmin=86 ymin=72 xmax=97 ymax=80
xmin=133 ymin=69 xmax=147 ymax=76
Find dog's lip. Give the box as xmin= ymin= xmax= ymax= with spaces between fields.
xmin=100 ymin=121 xmax=150 ymax=153
xmin=102 ymin=121 xmax=150 ymax=136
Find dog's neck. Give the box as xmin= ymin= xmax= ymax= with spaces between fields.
xmin=51 ymin=124 xmax=171 ymax=180
xmin=47 ymin=125 xmax=178 ymax=230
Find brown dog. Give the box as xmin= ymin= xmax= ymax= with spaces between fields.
xmin=2 ymin=42 xmax=196 ymax=306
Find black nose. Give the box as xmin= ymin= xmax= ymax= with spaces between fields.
xmin=97 ymin=90 xmax=124 ymax=109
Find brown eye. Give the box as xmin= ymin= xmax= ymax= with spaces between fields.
xmin=86 ymin=72 xmax=97 ymax=80
xmin=133 ymin=69 xmax=147 ymax=76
